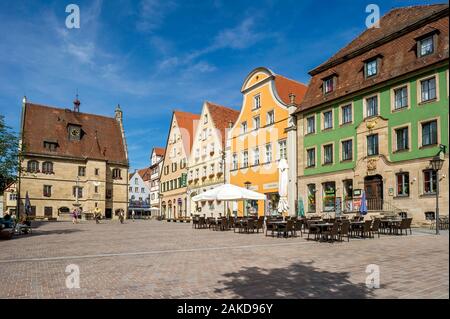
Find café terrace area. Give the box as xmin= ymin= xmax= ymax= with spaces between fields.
xmin=0 ymin=218 xmax=448 ymax=299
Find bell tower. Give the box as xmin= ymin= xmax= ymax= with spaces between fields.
xmin=73 ymin=93 xmax=81 ymax=112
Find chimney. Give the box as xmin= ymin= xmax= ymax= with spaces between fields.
xmin=289 ymin=93 xmax=296 ymax=105
xmin=73 ymin=94 xmax=81 ymax=112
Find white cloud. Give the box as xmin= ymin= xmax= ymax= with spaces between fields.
xmin=156 ymin=16 xmax=275 ymax=73
xmin=136 ymin=0 xmax=177 ymax=32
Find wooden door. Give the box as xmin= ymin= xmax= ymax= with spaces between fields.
xmin=364 ymin=176 xmax=383 ymax=210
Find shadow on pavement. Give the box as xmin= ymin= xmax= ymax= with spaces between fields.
xmin=215 ymin=261 xmax=375 ymax=299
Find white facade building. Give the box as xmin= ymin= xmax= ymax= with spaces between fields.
xmin=128 ymin=169 xmax=151 ymax=217
xmin=187 ymin=101 xmax=239 ymax=217
xmin=149 ymin=147 xmax=165 ymax=214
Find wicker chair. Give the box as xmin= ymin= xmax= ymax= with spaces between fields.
xmin=338 ymin=221 xmax=350 ymax=242
xmin=322 ymin=222 xmax=339 ymax=242
xmin=255 ymin=217 xmax=264 ymax=233
xmin=306 ymin=220 xmax=320 ymax=241
xmin=294 ymin=219 xmax=303 ymax=237
xmin=391 ymin=217 xmax=413 ymax=235
xmin=277 ymin=220 xmax=295 ymax=238
xmin=361 ymin=220 xmax=373 ymax=238
xmin=371 ymin=218 xmax=381 ymax=238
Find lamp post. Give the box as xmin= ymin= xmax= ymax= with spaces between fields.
xmin=430 ymin=155 xmax=444 ymax=235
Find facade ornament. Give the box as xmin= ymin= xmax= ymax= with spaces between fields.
xmin=366 ymin=118 xmax=378 ymax=130
xmin=367 ymin=158 xmax=378 ymax=171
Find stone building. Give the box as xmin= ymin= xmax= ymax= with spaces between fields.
xmin=187 ymin=101 xmax=239 ymax=217
xmin=160 ymin=111 xmax=199 ymax=219
xmin=295 ymin=4 xmax=449 ymax=223
xmin=18 ymin=97 xmax=129 ymax=220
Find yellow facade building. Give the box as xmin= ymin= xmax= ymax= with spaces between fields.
xmin=227 ymin=67 xmax=307 ymax=216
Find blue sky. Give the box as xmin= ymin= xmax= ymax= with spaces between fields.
xmin=0 ymin=0 xmax=443 ymax=170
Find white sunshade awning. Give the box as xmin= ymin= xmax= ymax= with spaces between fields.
xmin=192 ymin=184 xmax=266 ymax=202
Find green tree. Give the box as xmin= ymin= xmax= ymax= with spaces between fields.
xmin=0 ymin=115 xmax=19 ymax=192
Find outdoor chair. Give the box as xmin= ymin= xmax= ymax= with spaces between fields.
xmin=294 ymin=219 xmax=303 ymax=237
xmin=322 ymin=222 xmax=339 ymax=242
xmin=391 ymin=218 xmax=413 ymax=235
xmin=277 ymin=220 xmax=295 ymax=238
xmin=192 ymin=217 xmax=199 ymax=229
xmin=265 ymin=220 xmax=276 ymax=237
xmin=255 ymin=217 xmax=264 ymax=233
xmin=361 ymin=220 xmax=373 ymax=238
xmin=198 ymin=217 xmax=207 ymax=229
xmin=306 ymin=220 xmax=320 ymax=241
xmin=438 ymin=216 xmax=449 ymax=230
xmin=371 ymin=218 xmax=381 ymax=238
xmin=338 ymin=221 xmax=350 ymax=242
xmin=245 ymin=219 xmax=255 ymax=233
xmin=234 ymin=219 xmax=244 ymax=233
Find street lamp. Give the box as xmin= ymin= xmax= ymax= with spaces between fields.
xmin=430 ymin=155 xmax=444 ymax=235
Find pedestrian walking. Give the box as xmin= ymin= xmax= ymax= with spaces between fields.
xmin=94 ymin=207 xmax=101 ymax=224
xmin=119 ymin=210 xmax=125 ymax=224
xmin=131 ymin=210 xmax=135 ymax=222
xmin=72 ymin=208 xmax=78 ymax=224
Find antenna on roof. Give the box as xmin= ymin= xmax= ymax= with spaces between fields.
xmin=73 ymin=89 xmax=80 ymax=112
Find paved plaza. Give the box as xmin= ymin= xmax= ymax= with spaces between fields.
xmin=0 ymin=220 xmax=448 ymax=299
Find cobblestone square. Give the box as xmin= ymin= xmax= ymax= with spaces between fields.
xmin=0 ymin=220 xmax=448 ymax=299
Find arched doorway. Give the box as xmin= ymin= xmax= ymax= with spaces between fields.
xmin=364 ymin=175 xmax=383 ymax=210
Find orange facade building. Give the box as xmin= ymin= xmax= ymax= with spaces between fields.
xmin=227 ymin=67 xmax=307 ymax=216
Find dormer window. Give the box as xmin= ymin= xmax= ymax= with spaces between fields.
xmin=204 ymin=114 xmax=208 ymax=124
xmin=418 ymin=36 xmax=434 ymax=57
xmin=365 ymin=59 xmax=378 ymax=78
xmin=323 ymin=77 xmax=335 ymax=94
xmin=44 ymin=141 xmax=58 ymax=152
xmin=68 ymin=125 xmax=81 ymax=141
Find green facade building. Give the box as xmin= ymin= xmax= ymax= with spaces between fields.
xmin=295 ymin=4 xmax=449 ymax=223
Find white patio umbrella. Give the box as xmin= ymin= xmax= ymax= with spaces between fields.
xmin=192 ymin=184 xmax=266 ymax=202
xmin=277 ymin=159 xmax=289 ymax=215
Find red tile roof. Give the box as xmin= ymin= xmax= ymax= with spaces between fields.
xmin=173 ymin=111 xmax=200 ymax=155
xmin=153 ymin=147 xmax=165 ymax=157
xmin=299 ymin=5 xmax=449 ymax=111
xmin=137 ymin=167 xmax=151 ymax=181
xmin=314 ymin=4 xmax=449 ymax=73
xmin=206 ymin=102 xmax=240 ymax=147
xmin=274 ymin=75 xmax=308 ymax=105
xmin=22 ymin=103 xmax=128 ymax=165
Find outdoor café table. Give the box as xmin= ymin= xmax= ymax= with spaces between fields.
xmin=313 ymin=223 xmax=334 ymax=241
xmin=266 ymin=221 xmax=286 ymax=235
